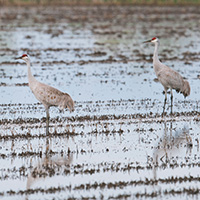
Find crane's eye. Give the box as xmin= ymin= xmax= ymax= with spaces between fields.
xmin=152 ymin=37 xmax=157 ymax=41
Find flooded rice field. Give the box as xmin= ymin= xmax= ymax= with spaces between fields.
xmin=0 ymin=5 xmax=200 ymax=200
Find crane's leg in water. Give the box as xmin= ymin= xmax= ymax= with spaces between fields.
xmin=162 ymin=88 xmax=167 ymax=116
xmin=46 ymin=108 xmax=50 ymax=135
xmin=170 ymin=88 xmax=173 ymax=115
xmin=45 ymin=137 xmax=50 ymax=154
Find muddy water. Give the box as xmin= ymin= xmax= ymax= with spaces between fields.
xmin=0 ymin=5 xmax=200 ymax=200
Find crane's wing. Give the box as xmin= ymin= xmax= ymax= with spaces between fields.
xmin=157 ymin=66 xmax=185 ymax=92
xmin=30 ymin=81 xmax=67 ymax=108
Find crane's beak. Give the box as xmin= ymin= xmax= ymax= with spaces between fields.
xmin=143 ymin=39 xmax=152 ymax=43
xmin=15 ymin=56 xmax=22 ymax=60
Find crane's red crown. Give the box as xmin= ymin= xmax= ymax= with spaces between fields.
xmin=152 ymin=37 xmax=157 ymax=41
xmin=22 ymin=54 xmax=28 ymax=58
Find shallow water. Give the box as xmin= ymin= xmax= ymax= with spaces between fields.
xmin=0 ymin=5 xmax=200 ymax=200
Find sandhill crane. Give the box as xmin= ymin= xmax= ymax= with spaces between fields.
xmin=143 ymin=37 xmax=190 ymax=115
xmin=16 ymin=54 xmax=74 ymax=135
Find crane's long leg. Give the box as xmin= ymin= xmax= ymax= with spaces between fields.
xmin=162 ymin=88 xmax=167 ymax=116
xmin=46 ymin=108 xmax=50 ymax=135
xmin=170 ymin=88 xmax=173 ymax=115
xmin=45 ymin=138 xmax=50 ymax=154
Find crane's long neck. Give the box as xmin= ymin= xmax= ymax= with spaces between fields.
xmin=153 ymin=41 xmax=162 ymax=73
xmin=153 ymin=41 xmax=160 ymax=62
xmin=26 ymin=59 xmax=37 ymax=86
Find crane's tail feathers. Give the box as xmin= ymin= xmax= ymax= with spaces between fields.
xmin=66 ymin=99 xmax=75 ymax=112
xmin=181 ymin=80 xmax=190 ymax=98
xmin=65 ymin=94 xmax=75 ymax=112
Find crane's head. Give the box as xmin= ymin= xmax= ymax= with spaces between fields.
xmin=143 ymin=37 xmax=159 ymax=43
xmin=15 ymin=54 xmax=29 ymax=62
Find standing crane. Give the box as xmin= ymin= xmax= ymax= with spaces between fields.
xmin=16 ymin=54 xmax=74 ymax=135
xmin=143 ymin=37 xmax=190 ymax=115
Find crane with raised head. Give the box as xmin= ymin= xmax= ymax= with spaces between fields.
xmin=16 ymin=54 xmax=74 ymax=135
xmin=143 ymin=37 xmax=190 ymax=115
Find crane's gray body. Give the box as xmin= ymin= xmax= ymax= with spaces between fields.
xmin=28 ymin=74 xmax=74 ymax=112
xmin=153 ymin=40 xmax=190 ymax=98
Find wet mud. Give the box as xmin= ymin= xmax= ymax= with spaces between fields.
xmin=0 ymin=5 xmax=200 ymax=200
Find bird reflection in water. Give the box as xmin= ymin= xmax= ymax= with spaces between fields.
xmin=26 ymin=138 xmax=73 ymax=198
xmin=153 ymin=120 xmax=193 ymax=179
